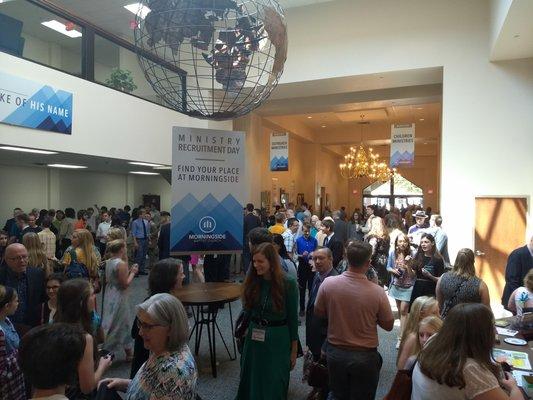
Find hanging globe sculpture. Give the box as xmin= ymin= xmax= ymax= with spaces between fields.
xmin=133 ymin=0 xmax=288 ymax=120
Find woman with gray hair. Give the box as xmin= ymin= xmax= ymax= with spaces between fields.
xmin=100 ymin=293 xmax=197 ymax=399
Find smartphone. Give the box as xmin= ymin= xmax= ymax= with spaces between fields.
xmin=99 ymin=349 xmax=115 ymax=361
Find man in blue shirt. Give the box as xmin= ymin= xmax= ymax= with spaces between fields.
xmin=131 ymin=208 xmax=150 ymax=275
xmin=296 ymin=223 xmax=318 ymax=316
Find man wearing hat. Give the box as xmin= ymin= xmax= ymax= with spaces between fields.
xmin=408 ymin=210 xmax=429 ymax=247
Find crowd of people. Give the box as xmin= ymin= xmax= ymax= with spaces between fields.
xmin=0 ymin=201 xmax=532 ymax=400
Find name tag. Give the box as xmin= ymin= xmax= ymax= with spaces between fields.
xmin=251 ymin=328 xmax=266 ymax=342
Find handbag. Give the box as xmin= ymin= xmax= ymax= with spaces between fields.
xmin=384 ymin=358 xmax=417 ymax=400
xmin=307 ymin=357 xmax=328 ymax=388
xmin=234 ymin=309 xmax=250 ymax=353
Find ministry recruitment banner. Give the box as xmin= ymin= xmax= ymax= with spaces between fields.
xmin=390 ymin=123 xmax=415 ymax=167
xmin=270 ymin=132 xmax=289 ymax=171
xmin=171 ymin=127 xmax=245 ymax=254
xmin=0 ymin=71 xmax=73 ymax=134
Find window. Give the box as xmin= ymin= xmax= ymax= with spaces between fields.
xmin=0 ymin=0 xmax=82 ymax=76
xmin=95 ymin=34 xmax=163 ymax=104
xmin=363 ymin=175 xmax=424 ymax=209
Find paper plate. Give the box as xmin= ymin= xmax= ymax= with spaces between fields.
xmin=504 ymin=337 xmax=527 ymax=346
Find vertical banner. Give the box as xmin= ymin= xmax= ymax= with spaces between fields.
xmin=171 ymin=127 xmax=245 ymax=254
xmin=390 ymin=123 xmax=415 ymax=167
xmin=270 ymin=132 xmax=289 ymax=171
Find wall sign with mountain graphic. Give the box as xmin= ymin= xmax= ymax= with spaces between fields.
xmin=0 ymin=71 xmax=72 ymax=134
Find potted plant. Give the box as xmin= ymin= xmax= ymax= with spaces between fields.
xmin=105 ymin=68 xmax=138 ymax=93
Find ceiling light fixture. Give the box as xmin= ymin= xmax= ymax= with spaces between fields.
xmin=416 ymin=107 xmax=423 ymax=110
xmin=124 ymin=3 xmax=151 ymax=19
xmin=307 ymin=116 xmax=312 ymax=119
xmin=321 ymin=125 xmax=326 ymax=128
xmin=0 ymin=146 xmax=58 ymax=155
xmin=47 ymin=164 xmax=87 ymax=169
xmin=130 ymin=171 xmax=159 ymax=175
xmin=419 ymin=118 xmax=425 ymax=121
xmin=128 ymin=161 xmax=164 ymax=167
xmin=339 ymin=114 xmax=397 ymax=182
xmin=153 ymin=166 xmax=172 ymax=170
xmin=41 ymin=20 xmax=82 ymax=38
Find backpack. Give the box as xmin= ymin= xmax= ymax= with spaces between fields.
xmin=64 ymin=248 xmax=90 ymax=280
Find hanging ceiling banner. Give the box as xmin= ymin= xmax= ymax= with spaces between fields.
xmin=270 ymin=132 xmax=289 ymax=171
xmin=0 ymin=71 xmax=72 ymax=134
xmin=171 ymin=127 xmax=245 ymax=255
xmin=390 ymin=123 xmax=415 ymax=167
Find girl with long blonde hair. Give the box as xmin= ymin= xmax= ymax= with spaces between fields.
xmin=397 ymin=296 xmax=439 ymax=369
xmin=61 ymin=229 xmax=100 ymax=280
xmin=22 ymin=232 xmax=50 ymax=276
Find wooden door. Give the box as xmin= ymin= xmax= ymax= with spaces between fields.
xmin=474 ymin=197 xmax=527 ymax=303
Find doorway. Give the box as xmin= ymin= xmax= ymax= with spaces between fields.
xmin=474 ymin=197 xmax=527 ymax=303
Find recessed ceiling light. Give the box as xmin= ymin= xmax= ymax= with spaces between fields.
xmin=321 ymin=125 xmax=326 ymax=128
xmin=48 ymin=164 xmax=87 ymax=169
xmin=124 ymin=3 xmax=151 ymax=19
xmin=424 ymin=142 xmax=428 ymax=145
xmin=128 ymin=161 xmax=164 ymax=167
xmin=0 ymin=146 xmax=58 ymax=155
xmin=419 ymin=118 xmax=425 ymax=121
xmin=41 ymin=20 xmax=82 ymax=38
xmin=416 ymin=107 xmax=423 ymax=110
xmin=130 ymin=171 xmax=159 ymax=175
xmin=307 ymin=116 xmax=312 ymax=119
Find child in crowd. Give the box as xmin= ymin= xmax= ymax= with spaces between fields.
xmin=403 ymin=316 xmax=443 ymax=369
xmin=397 ymin=296 xmax=439 ymax=369
xmin=0 ymin=285 xmax=25 ymax=400
xmin=507 ymin=269 xmax=533 ymax=316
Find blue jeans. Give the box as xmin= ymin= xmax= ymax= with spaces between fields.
xmin=326 ymin=343 xmax=382 ymax=400
xmin=134 ymin=238 xmax=148 ymax=272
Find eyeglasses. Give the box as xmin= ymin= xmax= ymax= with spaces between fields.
xmin=7 ymin=255 xmax=29 ymax=261
xmin=136 ymin=319 xmax=165 ymax=331
xmin=46 ymin=285 xmax=60 ymax=291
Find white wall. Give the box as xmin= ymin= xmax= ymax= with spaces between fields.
xmin=274 ymin=0 xmax=533 ymax=258
xmin=0 ymin=52 xmax=231 ymax=165
xmin=0 ymin=165 xmax=171 ymax=223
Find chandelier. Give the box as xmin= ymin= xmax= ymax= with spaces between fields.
xmin=339 ymin=114 xmax=396 ymax=181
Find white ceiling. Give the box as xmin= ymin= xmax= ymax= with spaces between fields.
xmin=43 ymin=0 xmax=335 ymax=41
xmin=490 ymin=0 xmax=533 ymax=61
xmin=0 ymin=146 xmax=170 ymax=176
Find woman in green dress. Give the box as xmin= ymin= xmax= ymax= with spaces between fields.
xmin=236 ymin=242 xmax=299 ymax=400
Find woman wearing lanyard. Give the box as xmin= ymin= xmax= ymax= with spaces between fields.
xmin=236 ymin=242 xmax=299 ymax=400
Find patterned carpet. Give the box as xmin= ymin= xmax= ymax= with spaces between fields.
xmin=102 ymin=274 xmax=400 ymax=400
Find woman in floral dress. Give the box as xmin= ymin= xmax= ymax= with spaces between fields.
xmin=101 ymin=293 xmax=197 ymax=400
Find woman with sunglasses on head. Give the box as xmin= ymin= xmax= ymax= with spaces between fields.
xmin=412 ymin=303 xmax=523 ymax=400
xmin=100 ymin=293 xmax=197 ymax=400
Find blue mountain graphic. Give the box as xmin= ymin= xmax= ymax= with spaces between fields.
xmin=4 ymin=85 xmax=72 ymax=134
xmin=270 ymin=156 xmax=289 ymax=171
xmin=170 ymin=193 xmax=244 ymax=249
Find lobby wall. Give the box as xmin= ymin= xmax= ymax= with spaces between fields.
xmin=0 ymin=164 xmax=171 ymax=222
